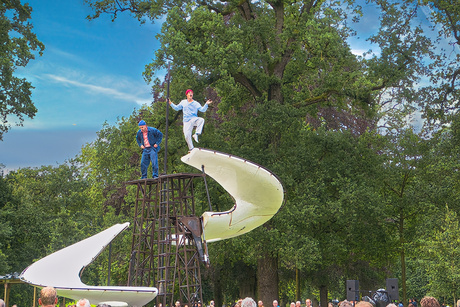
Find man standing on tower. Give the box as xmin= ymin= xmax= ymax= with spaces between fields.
xmin=136 ymin=120 xmax=163 ymax=179
xmin=169 ymin=89 xmax=212 ymax=151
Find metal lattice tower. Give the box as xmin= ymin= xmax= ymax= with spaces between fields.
xmin=126 ymin=173 xmax=207 ymax=307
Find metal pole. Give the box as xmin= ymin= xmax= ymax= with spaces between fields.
xmin=201 ymin=165 xmax=212 ymax=211
xmin=108 ymin=242 xmax=112 ymax=286
xmin=164 ymin=62 xmax=171 ymax=174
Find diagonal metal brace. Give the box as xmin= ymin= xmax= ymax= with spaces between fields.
xmin=178 ymin=216 xmax=210 ymax=266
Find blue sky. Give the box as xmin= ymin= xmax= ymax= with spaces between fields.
xmin=0 ymin=1 xmax=438 ymax=173
xmin=0 ymin=0 xmax=163 ymax=173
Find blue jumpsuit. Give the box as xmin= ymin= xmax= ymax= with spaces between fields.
xmin=136 ymin=127 xmax=163 ymax=179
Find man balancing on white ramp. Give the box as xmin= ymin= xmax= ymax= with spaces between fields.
xmin=169 ymin=89 xmax=212 ymax=151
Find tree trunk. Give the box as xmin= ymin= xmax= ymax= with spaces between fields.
xmin=257 ymin=253 xmax=279 ymax=305
xmin=268 ymin=83 xmax=283 ymax=104
xmin=240 ymin=264 xmax=257 ymax=299
xmin=400 ymin=211 xmax=407 ymax=307
xmin=296 ymin=268 xmax=300 ymax=301
xmin=320 ymin=285 xmax=328 ymax=307
xmin=213 ymin=265 xmax=223 ymax=307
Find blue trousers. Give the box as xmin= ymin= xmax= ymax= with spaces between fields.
xmin=140 ymin=147 xmax=159 ymax=179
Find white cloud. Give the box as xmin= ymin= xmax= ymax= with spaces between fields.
xmin=45 ymin=73 xmax=152 ymax=105
xmin=350 ymin=48 xmax=378 ymax=58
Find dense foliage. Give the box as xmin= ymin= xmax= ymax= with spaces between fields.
xmin=0 ymin=0 xmax=44 ymax=140
xmin=1 ymin=0 xmax=460 ymax=306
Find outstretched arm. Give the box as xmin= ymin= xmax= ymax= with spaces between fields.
xmin=169 ymin=99 xmax=182 ymax=111
xmin=198 ymin=100 xmax=212 ymax=112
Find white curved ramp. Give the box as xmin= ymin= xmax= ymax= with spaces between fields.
xmin=181 ymin=148 xmax=284 ymax=242
xmin=20 ymin=223 xmax=158 ymax=307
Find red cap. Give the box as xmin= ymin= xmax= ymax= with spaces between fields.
xmin=185 ymin=89 xmax=193 ymax=95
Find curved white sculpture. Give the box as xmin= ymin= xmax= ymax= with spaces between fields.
xmin=181 ymin=148 xmax=284 ymax=242
xmin=20 ymin=222 xmax=158 ymax=307
xmin=20 ymin=148 xmax=283 ymax=306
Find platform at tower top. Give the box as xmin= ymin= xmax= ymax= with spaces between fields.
xmin=125 ymin=172 xmax=206 ymax=185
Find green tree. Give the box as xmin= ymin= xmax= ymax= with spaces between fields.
xmin=422 ymin=206 xmax=460 ymax=305
xmin=0 ymin=0 xmax=44 ymax=140
xmin=378 ymin=127 xmax=439 ymax=305
xmin=412 ymin=114 xmax=460 ymax=304
xmin=5 ymin=163 xmax=94 ymax=269
xmin=84 ymin=0 xmax=384 ymax=112
xmin=0 ymin=175 xmax=14 ymax=273
xmin=82 ymin=0 xmax=438 ymax=304
xmin=0 ymin=162 xmax=94 ymax=305
xmin=417 ymin=0 xmax=460 ymax=126
xmin=278 ymin=126 xmax=394 ymax=304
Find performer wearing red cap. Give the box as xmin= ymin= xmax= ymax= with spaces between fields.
xmin=169 ymin=89 xmax=212 ymax=151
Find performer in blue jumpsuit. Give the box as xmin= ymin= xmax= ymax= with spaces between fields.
xmin=136 ymin=120 xmax=163 ymax=179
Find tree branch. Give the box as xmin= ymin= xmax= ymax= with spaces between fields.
xmin=236 ymin=0 xmax=255 ymax=21
xmin=231 ymin=72 xmax=262 ymax=98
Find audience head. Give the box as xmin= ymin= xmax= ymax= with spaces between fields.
xmin=241 ymin=298 xmax=257 ymax=307
xmin=77 ymin=299 xmax=91 ymax=307
xmin=420 ymin=297 xmax=440 ymax=307
xmin=340 ymin=301 xmax=354 ymax=307
xmin=356 ymin=302 xmax=374 ymax=307
xmin=0 ymin=299 xmax=5 ymax=307
xmin=39 ymin=287 xmax=58 ymax=307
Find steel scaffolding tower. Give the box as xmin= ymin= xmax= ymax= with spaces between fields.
xmin=126 ymin=173 xmax=207 ymax=307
